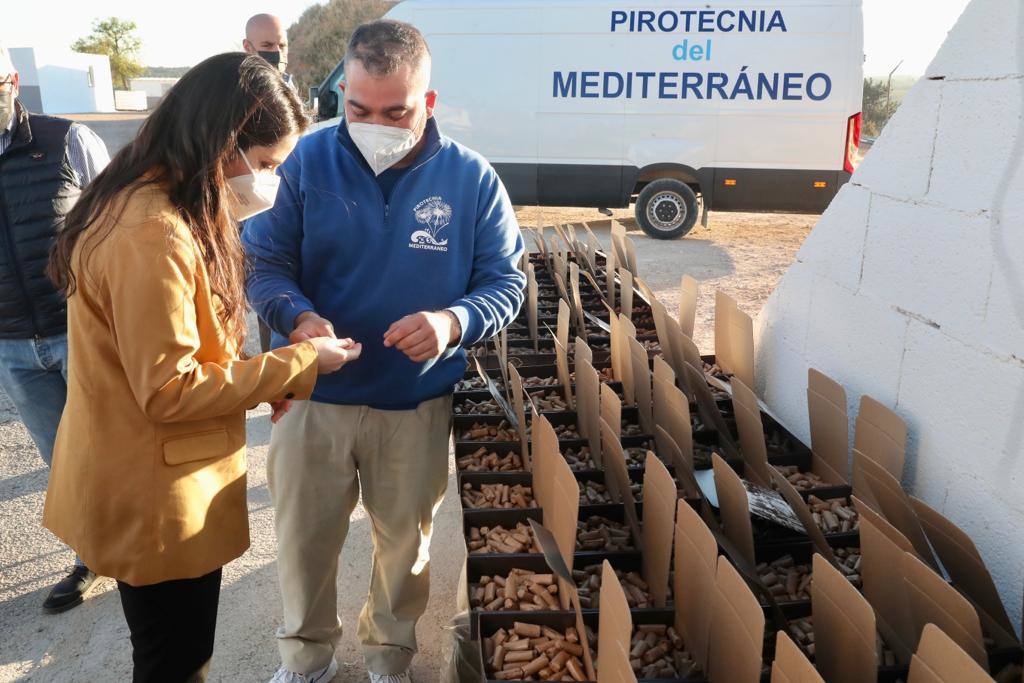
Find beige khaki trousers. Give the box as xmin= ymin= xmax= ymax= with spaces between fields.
xmin=268 ymin=395 xmax=452 ymax=676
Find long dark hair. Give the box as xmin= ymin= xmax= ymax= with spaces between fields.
xmin=49 ymin=52 xmax=307 ymax=344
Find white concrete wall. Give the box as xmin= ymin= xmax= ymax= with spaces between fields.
xmin=128 ymin=78 xmax=179 ymax=98
xmin=9 ymin=47 xmax=114 ymax=114
xmin=755 ymin=0 xmax=1024 ymax=629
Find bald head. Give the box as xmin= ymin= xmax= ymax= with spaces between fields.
xmin=243 ymin=13 xmax=288 ymax=72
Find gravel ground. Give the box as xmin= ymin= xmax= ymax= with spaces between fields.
xmin=0 ymin=208 xmax=813 ymax=682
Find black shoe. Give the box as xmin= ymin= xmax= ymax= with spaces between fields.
xmin=43 ymin=566 xmax=97 ymax=614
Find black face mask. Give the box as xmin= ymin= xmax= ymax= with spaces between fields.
xmin=257 ymin=50 xmax=284 ymax=70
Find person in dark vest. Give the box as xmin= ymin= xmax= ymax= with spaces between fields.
xmin=0 ymin=45 xmax=110 ymax=613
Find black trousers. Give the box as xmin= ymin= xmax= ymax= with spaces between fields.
xmin=117 ymin=567 xmax=222 ymax=683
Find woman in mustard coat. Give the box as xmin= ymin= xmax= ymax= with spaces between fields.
xmin=43 ymin=53 xmax=359 ymax=682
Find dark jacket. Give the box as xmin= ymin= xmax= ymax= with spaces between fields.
xmin=0 ymin=102 xmax=80 ymax=339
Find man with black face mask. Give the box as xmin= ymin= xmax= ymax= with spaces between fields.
xmin=0 ymin=44 xmax=109 ymax=613
xmin=244 ymin=13 xmax=295 ymax=91
xmin=244 ymin=13 xmax=295 ymax=352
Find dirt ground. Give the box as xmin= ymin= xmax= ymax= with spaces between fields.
xmin=0 ymin=207 xmax=813 ymax=682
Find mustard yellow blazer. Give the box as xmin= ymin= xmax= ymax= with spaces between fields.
xmin=43 ymin=183 xmax=317 ymax=586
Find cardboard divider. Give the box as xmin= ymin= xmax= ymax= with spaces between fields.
xmin=551 ymin=449 xmax=583 ymax=611
xmin=714 ymin=290 xmax=755 ymax=389
xmin=552 ymin=223 xmax=572 ymax=253
xmin=901 ymin=551 xmax=988 ymax=669
xmin=731 ymin=377 xmax=774 ymax=489
xmin=642 ymin=452 xmax=677 ymax=608
xmin=727 ymin=304 xmax=756 ymax=391
xmin=770 ymin=630 xmax=825 ymax=683
xmin=806 ymin=368 xmax=850 ymax=485
xmin=910 ymin=496 xmax=1019 ymax=647
xmin=530 ymin=228 xmax=548 ymax=258
xmin=555 ymin=300 xmax=574 ymax=409
xmin=606 ymin=302 xmax=624 ymax=386
xmin=581 ymin=269 xmax=609 ymax=309
xmin=909 ymin=624 xmax=997 ymax=683
xmin=570 ymin=262 xmax=588 ymax=339
xmin=606 ymin=247 xmax=617 ymax=310
xmin=768 ymin=469 xmax=837 ymax=565
xmin=620 ymin=269 xmax=635 ymax=321
xmin=508 ymin=365 xmax=531 ymax=470
xmin=597 ymin=560 xmax=638 ymax=683
xmin=854 ymin=452 xmax=938 ymax=570
xmin=679 ymin=275 xmax=699 ymax=339
xmin=530 ymin=413 xmax=560 ymax=513
xmin=712 ymin=453 xmax=756 ymax=566
xmin=575 ymin=335 xmax=594 ymax=368
xmin=617 ymin=314 xmax=637 ymax=409
xmin=674 ymin=498 xmax=717 ymax=673
xmin=656 ymin=426 xmax=701 ymax=500
xmin=623 ymin=235 xmax=639 ymax=277
xmin=634 ymin=274 xmax=656 ymax=305
xmin=651 ymin=298 xmax=678 ymax=372
xmin=653 ymin=375 xmax=699 ymax=489
xmin=683 ymin=363 xmax=741 ymax=460
xmin=811 ymin=553 xmax=878 ymax=683
xmin=853 ymin=395 xmax=907 ymax=511
xmin=553 ymin=269 xmax=570 ymax=309
xmin=599 ymin=418 xmax=644 ymax=553
xmin=527 ymin=263 xmax=539 ymax=351
xmin=576 ymin=357 xmax=603 ymax=468
xmin=856 ymin=499 xmax=918 ymax=665
xmin=611 ymin=221 xmax=629 ymax=273
xmin=714 ymin=291 xmax=735 ymax=377
xmin=708 ymin=556 xmax=766 ymax=683
xmin=628 ymin=336 xmax=654 ymax=434
xmin=527 ymin=520 xmax=598 ymax=679
xmin=653 ymin=356 xmax=675 ymax=395
xmin=600 ymin=382 xmax=622 ymax=443
xmin=679 ymin=332 xmax=709 ymax=388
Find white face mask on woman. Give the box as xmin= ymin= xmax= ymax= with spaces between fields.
xmin=225 ymin=148 xmax=280 ymax=221
xmin=347 ymin=113 xmax=424 ymax=176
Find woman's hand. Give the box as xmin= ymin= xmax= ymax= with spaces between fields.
xmin=309 ymin=336 xmax=362 ymax=374
xmin=269 ymin=399 xmax=292 ymax=424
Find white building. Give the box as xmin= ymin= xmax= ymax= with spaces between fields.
xmin=127 ymin=77 xmax=178 ymax=109
xmin=9 ymin=47 xmax=115 ymax=114
xmin=755 ymin=0 xmax=1024 ymax=628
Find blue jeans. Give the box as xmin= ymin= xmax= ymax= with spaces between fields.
xmin=0 ymin=333 xmax=84 ymax=568
xmin=0 ymin=334 xmax=69 ymax=466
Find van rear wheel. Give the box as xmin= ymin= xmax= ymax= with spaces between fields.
xmin=635 ymin=179 xmax=699 ymax=240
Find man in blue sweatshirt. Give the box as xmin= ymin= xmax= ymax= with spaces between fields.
xmin=243 ymin=20 xmax=525 ymax=683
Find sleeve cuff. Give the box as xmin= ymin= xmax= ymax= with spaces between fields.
xmin=273 ymin=301 xmax=315 ymax=338
xmin=447 ymin=305 xmax=475 ymax=347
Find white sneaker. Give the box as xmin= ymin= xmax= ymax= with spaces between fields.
xmin=368 ymin=672 xmax=411 ymax=683
xmin=269 ymin=659 xmax=338 ymax=683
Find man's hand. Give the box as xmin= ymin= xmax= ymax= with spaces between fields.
xmin=383 ymin=310 xmax=461 ymax=363
xmin=290 ymin=311 xmax=335 ymax=343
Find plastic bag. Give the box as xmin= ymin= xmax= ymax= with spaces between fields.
xmin=441 ymin=561 xmax=485 ymax=683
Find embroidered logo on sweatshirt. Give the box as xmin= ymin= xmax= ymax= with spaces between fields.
xmin=409 ymin=196 xmax=452 ymax=252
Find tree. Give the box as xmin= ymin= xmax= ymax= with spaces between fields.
xmin=862 ymin=77 xmax=899 ymax=137
xmin=72 ymin=18 xmax=145 ymax=89
xmin=287 ymin=0 xmax=392 ymax=95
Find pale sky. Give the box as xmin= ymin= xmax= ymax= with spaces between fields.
xmin=5 ymin=0 xmax=969 ymax=77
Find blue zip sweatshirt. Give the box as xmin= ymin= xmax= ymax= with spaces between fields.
xmin=243 ymin=118 xmax=525 ymax=409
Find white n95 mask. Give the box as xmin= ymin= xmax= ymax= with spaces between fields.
xmin=348 ymin=120 xmax=421 ymax=176
xmin=226 ymin=148 xmax=280 ymax=221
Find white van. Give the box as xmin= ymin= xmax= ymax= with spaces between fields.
xmin=312 ymin=0 xmax=864 ymax=239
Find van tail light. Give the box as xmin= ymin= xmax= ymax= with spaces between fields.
xmin=844 ymin=112 xmax=862 ymax=173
